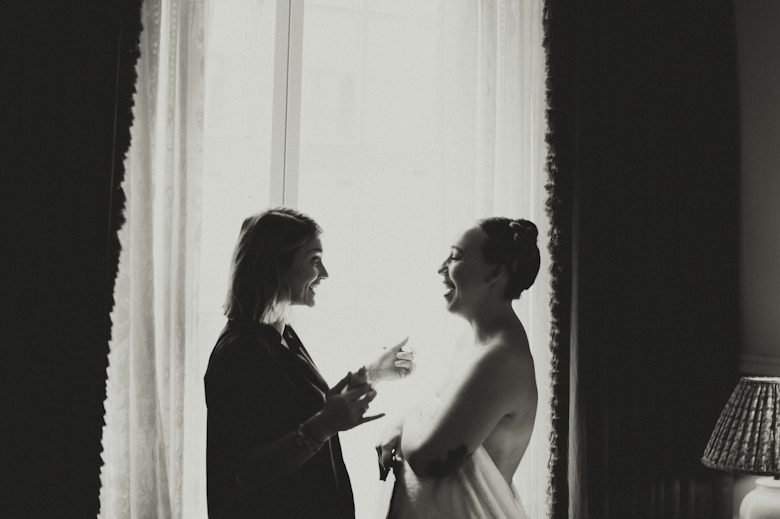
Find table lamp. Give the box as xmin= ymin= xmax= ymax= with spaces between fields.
xmin=702 ymin=376 xmax=780 ymax=519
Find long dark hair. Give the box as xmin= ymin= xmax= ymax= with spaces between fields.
xmin=223 ymin=207 xmax=322 ymax=322
xmin=478 ymin=217 xmax=541 ymax=299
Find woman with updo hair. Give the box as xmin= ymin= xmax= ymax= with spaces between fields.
xmin=205 ymin=207 xmax=414 ymax=519
xmin=377 ymin=217 xmax=540 ymax=519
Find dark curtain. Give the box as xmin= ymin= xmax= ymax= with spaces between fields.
xmin=1 ymin=1 xmax=142 ymax=517
xmin=544 ymin=2 xmax=741 ymax=518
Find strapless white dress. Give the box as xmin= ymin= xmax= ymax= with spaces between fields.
xmin=385 ymin=398 xmax=529 ymax=519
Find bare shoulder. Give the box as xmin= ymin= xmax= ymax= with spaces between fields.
xmin=480 ymin=325 xmax=535 ymax=378
xmin=471 ymin=327 xmax=537 ymax=412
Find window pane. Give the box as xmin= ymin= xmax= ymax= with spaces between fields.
xmin=200 ymin=0 xmax=277 ymax=346
xmin=194 ymin=6 xmax=278 ymax=513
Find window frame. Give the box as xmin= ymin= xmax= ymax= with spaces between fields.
xmin=270 ymin=0 xmax=305 ymax=207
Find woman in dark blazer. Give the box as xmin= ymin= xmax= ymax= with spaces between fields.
xmin=205 ymin=207 xmax=413 ymax=519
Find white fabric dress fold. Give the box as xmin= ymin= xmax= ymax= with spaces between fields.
xmin=387 ymin=398 xmax=529 ymax=519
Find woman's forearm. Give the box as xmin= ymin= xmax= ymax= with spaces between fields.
xmin=236 ymin=414 xmax=332 ymax=489
xmin=399 ymin=407 xmax=425 ymax=458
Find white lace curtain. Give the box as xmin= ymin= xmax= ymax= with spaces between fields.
xmin=99 ymin=1 xmax=548 ymax=518
xmin=99 ymin=0 xmax=205 ymax=517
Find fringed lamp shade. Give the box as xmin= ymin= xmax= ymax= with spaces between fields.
xmin=702 ymin=377 xmax=780 ymax=476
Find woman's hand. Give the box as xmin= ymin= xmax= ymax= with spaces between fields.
xmin=365 ymin=337 xmax=416 ymax=384
xmin=308 ymin=368 xmax=384 ymax=441
xmin=375 ymin=414 xmax=405 ymax=479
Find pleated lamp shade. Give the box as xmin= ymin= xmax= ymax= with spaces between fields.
xmin=702 ymin=376 xmax=780 ymax=476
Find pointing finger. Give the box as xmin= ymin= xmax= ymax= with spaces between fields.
xmin=385 ymin=337 xmax=409 ymax=351
xmin=359 ymin=413 xmax=385 ymax=425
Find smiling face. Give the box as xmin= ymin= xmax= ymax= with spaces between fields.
xmin=438 ymin=226 xmax=494 ymax=316
xmin=286 ymin=237 xmax=328 ymax=307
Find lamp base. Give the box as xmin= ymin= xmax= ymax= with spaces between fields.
xmin=739 ymin=477 xmax=780 ymax=519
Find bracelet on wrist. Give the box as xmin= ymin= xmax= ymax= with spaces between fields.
xmin=294 ymin=421 xmax=324 ymax=451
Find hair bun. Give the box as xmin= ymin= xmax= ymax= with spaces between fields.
xmin=478 ymin=216 xmax=541 ymax=299
xmin=509 ymin=220 xmax=538 ymax=263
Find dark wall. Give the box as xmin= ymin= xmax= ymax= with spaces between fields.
xmin=0 ymin=2 xmax=141 ymax=517
xmin=736 ymin=0 xmax=780 ymax=371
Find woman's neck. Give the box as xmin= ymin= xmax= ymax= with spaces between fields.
xmin=467 ymin=301 xmax=518 ymax=345
xmin=269 ymin=319 xmax=286 ymax=336
xmin=261 ymin=301 xmax=290 ymax=336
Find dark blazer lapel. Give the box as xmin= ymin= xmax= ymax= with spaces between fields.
xmin=284 ymin=326 xmax=330 ymax=393
xmin=253 ymin=323 xmax=328 ymax=411
xmin=259 ymin=324 xmax=302 ymax=393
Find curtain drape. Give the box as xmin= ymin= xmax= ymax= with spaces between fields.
xmin=99 ymin=0 xmax=206 ymax=517
xmin=540 ymin=1 xmax=575 ymax=517
xmin=2 ymin=1 xmax=143 ymax=517
xmin=543 ymin=2 xmax=741 ymax=518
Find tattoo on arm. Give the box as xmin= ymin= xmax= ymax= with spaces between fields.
xmin=423 ymin=444 xmax=471 ymax=478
